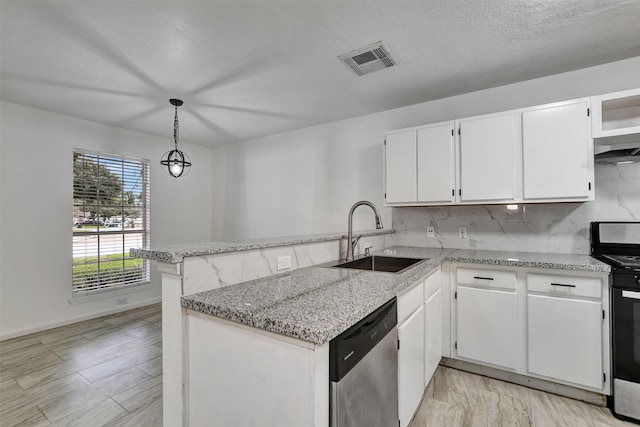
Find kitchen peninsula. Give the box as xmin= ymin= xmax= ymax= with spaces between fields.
xmin=134 ymin=232 xmax=610 ymax=427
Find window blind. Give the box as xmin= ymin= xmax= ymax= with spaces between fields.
xmin=72 ymin=149 xmax=150 ymax=294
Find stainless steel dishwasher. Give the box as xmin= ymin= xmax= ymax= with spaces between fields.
xmin=329 ymin=298 xmax=398 ymax=427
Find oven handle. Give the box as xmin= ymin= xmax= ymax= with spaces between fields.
xmin=622 ymin=290 xmax=640 ymax=300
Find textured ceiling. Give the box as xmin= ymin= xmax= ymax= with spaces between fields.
xmin=1 ymin=0 xmax=639 ymax=148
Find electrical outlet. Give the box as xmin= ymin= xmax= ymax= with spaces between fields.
xmin=277 ymin=255 xmax=292 ymax=270
xmin=458 ymin=226 xmax=468 ymax=239
xmin=427 ymin=226 xmax=435 ymax=237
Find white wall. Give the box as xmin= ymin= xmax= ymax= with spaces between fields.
xmin=211 ymin=57 xmax=640 ymax=240
xmin=0 ymin=102 xmax=213 ymax=339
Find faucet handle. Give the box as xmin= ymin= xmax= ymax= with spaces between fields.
xmin=365 ymin=247 xmax=371 ymax=257
xmin=375 ymin=215 xmax=383 ymax=229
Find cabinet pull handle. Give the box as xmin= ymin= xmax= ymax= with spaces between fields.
xmin=473 ymin=276 xmax=494 ymax=281
xmin=550 ymin=282 xmax=576 ymax=288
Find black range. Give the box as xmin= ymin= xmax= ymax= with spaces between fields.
xmin=591 ymin=221 xmax=640 ymax=424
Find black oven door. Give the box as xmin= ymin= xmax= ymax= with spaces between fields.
xmin=612 ymin=286 xmax=640 ymax=382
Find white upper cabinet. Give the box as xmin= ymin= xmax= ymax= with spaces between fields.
xmin=384 ymin=122 xmax=455 ymax=206
xmin=591 ymin=88 xmax=640 ymax=139
xmin=417 ymin=122 xmax=455 ymax=205
xmin=458 ymin=112 xmax=520 ymax=203
xmin=384 ymin=95 xmax=601 ymax=206
xmin=384 ymin=129 xmax=417 ymax=204
xmin=522 ymin=99 xmax=593 ymax=201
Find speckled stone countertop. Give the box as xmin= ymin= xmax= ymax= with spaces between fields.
xmin=446 ymin=249 xmax=611 ymax=273
xmin=181 ymin=247 xmax=610 ymax=344
xmin=131 ymin=229 xmax=394 ymax=263
xmin=181 ymin=247 xmax=452 ymax=344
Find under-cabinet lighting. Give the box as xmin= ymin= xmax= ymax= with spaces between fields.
xmin=506 ymin=204 xmax=519 ymax=211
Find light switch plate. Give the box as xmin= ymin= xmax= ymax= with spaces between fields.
xmin=277 ymin=255 xmax=291 ymax=270
xmin=458 ymin=226 xmax=468 ymax=239
xmin=427 ymin=226 xmax=435 ymax=237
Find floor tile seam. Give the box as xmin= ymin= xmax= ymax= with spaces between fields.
xmin=0 ymin=344 xmax=53 ymax=369
xmin=0 ymin=351 xmax=65 ymax=375
xmin=49 ymin=347 xmax=110 ymax=363
xmin=16 ymin=357 xmax=113 ymax=391
xmin=88 ymin=366 xmax=153 ymax=395
xmin=37 ymin=404 xmax=54 ymax=425
xmin=109 ymin=396 xmax=132 ymax=415
xmin=0 ymin=347 xmax=36 ymax=357
xmin=93 ymin=330 xmax=141 ymax=341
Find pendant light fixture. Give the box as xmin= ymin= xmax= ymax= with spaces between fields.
xmin=161 ymin=98 xmax=192 ymax=178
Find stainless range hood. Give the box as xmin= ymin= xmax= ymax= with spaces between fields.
xmin=595 ymin=139 xmax=640 ymax=163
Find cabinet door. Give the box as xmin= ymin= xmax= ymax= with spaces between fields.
xmin=456 ymin=286 xmax=517 ymax=370
xmin=385 ymin=130 xmax=417 ymax=203
xmin=527 ymin=294 xmax=603 ymax=389
xmin=458 ymin=113 xmax=519 ymax=203
xmin=522 ymin=100 xmax=593 ymax=200
xmin=417 ymin=122 xmax=455 ymax=204
xmin=398 ymin=305 xmax=425 ymax=427
xmin=424 ymin=288 xmax=442 ymax=386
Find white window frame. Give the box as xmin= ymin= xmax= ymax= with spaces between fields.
xmin=72 ymin=149 xmax=150 ymax=296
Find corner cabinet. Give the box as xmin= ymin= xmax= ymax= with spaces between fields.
xmin=384 ymin=122 xmax=455 ymax=205
xmin=449 ymin=263 xmax=610 ymax=395
xmin=384 ymin=97 xmax=595 ymax=206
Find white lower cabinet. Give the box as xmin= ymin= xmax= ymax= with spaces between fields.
xmin=527 ymin=293 xmax=603 ymax=389
xmin=398 ymin=305 xmax=425 ymax=427
xmin=456 ymin=286 xmax=518 ymax=370
xmin=451 ymin=263 xmax=610 ymax=395
xmin=397 ymin=268 xmax=443 ymax=427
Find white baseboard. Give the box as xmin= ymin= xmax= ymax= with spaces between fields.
xmin=0 ymin=296 xmax=162 ymax=341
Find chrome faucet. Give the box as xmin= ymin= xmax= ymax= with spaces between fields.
xmin=346 ymin=201 xmax=383 ymax=261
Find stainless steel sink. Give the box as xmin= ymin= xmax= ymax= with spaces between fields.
xmin=329 ymin=256 xmax=426 ymax=274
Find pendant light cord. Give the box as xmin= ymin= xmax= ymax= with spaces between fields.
xmin=174 ymin=106 xmax=179 ymax=150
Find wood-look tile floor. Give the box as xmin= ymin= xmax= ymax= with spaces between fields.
xmin=1 ymin=304 xmax=635 ymax=426
xmin=411 ymin=366 xmax=635 ymax=427
xmin=0 ymin=304 xmax=162 ymax=427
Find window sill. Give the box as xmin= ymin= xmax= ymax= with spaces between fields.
xmin=68 ymin=281 xmax=153 ymax=305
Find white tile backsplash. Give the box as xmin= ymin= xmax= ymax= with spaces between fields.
xmin=391 ymin=162 xmax=639 ymax=254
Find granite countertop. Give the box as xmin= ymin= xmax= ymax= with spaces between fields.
xmin=131 ymin=229 xmax=394 ymax=263
xmin=446 ymin=249 xmax=611 ymax=273
xmin=181 ymin=246 xmax=611 ymax=345
xmin=181 ymin=247 xmax=452 ymax=344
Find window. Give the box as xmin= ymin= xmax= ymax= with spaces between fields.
xmin=72 ymin=149 xmax=150 ymax=295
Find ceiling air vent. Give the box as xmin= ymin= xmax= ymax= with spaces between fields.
xmin=338 ymin=41 xmax=397 ymax=76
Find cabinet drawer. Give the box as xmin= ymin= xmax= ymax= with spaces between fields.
xmin=527 ymin=273 xmax=602 ymax=298
xmin=457 ymin=267 xmax=516 ymax=290
xmin=398 ymin=280 xmax=424 ymax=324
